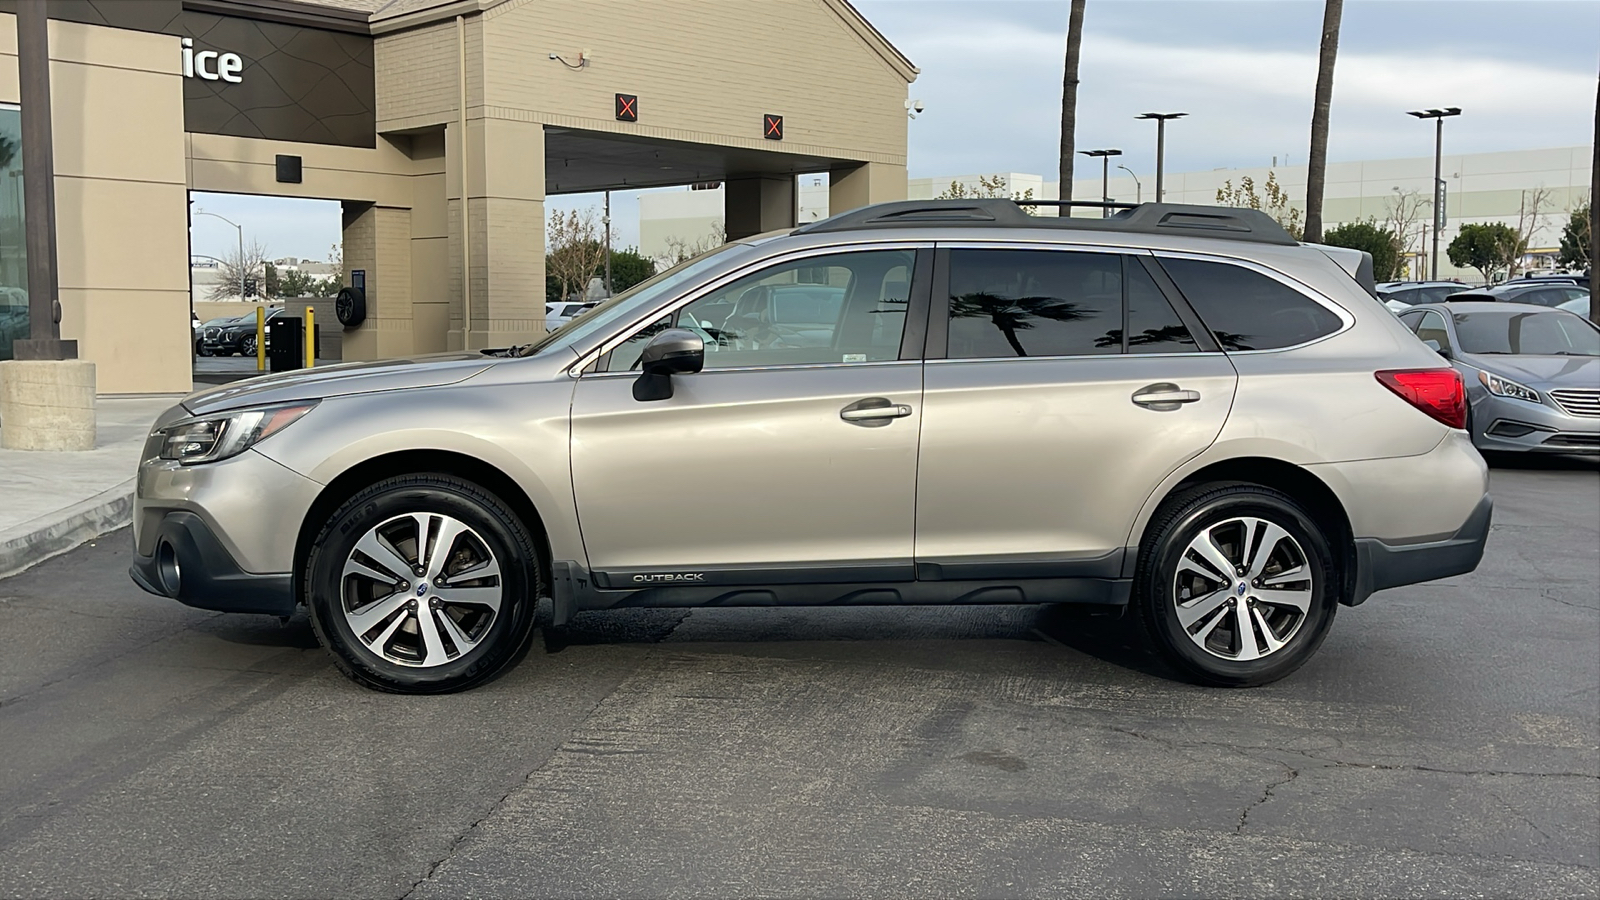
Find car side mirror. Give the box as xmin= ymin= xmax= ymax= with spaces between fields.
xmin=1422 ymin=339 xmax=1452 ymax=359
xmin=633 ymin=328 xmax=704 ymax=401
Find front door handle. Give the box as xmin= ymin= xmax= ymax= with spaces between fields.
xmin=840 ymin=397 xmax=913 ymax=426
xmin=1132 ymin=383 xmax=1201 ymax=410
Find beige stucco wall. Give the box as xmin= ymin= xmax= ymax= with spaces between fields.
xmin=1 ymin=15 xmax=191 ymax=395
xmin=0 ymin=0 xmax=913 ymax=384
xmin=374 ymin=0 xmax=913 ymax=350
xmin=475 ymin=0 xmax=909 ymax=166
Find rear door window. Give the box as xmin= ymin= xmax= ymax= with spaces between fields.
xmin=1125 ymin=259 xmax=1196 ymax=352
xmin=944 ymin=249 xmax=1123 ymax=358
xmin=1416 ymin=311 xmax=1453 ymax=353
xmin=1158 ymin=258 xmax=1345 ymax=351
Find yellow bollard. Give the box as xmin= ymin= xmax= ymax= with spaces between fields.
xmin=304 ymin=306 xmax=315 ymax=369
xmin=256 ymin=306 xmax=266 ymax=371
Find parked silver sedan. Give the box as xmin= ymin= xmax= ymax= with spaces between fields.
xmin=1398 ymin=301 xmax=1599 ymax=454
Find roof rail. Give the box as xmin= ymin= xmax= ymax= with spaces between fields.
xmin=793 ymin=198 xmax=1300 ymax=246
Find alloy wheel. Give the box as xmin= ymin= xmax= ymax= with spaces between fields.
xmin=1172 ymin=516 xmax=1314 ymax=661
xmin=340 ymin=512 xmax=503 ymax=668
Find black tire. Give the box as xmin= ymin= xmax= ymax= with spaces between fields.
xmin=240 ymin=335 xmax=257 ymax=357
xmin=1133 ymin=482 xmax=1337 ymax=687
xmin=305 ymin=474 xmax=541 ymax=693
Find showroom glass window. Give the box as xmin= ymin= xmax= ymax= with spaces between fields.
xmin=0 ymin=105 xmax=26 ymax=362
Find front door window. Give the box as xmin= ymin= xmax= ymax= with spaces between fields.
xmin=607 ymin=250 xmax=913 ymax=371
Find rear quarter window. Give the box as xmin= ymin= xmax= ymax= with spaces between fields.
xmin=1158 ymin=258 xmax=1345 ymax=351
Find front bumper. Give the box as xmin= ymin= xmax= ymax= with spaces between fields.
xmin=129 ymin=511 xmax=295 ymax=616
xmin=1471 ymin=392 xmax=1600 ymax=454
xmin=1349 ymin=493 xmax=1492 ymax=605
xmin=130 ymin=440 xmax=322 ymax=615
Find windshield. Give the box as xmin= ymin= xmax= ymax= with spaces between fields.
xmin=515 ymin=243 xmax=746 ymax=357
xmin=1453 ymin=309 xmax=1600 ymax=357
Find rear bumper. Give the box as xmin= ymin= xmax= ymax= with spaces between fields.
xmin=1349 ymin=493 xmax=1492 ymax=605
xmin=129 ymin=511 xmax=295 ymax=616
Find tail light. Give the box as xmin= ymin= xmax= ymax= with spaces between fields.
xmin=1375 ymin=368 xmax=1467 ymax=429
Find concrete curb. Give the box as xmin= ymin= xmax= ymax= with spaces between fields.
xmin=0 ymin=478 xmax=135 ymax=580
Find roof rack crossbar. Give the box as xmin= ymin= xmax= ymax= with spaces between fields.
xmin=793 ymin=198 xmax=1299 ymax=245
xmin=1014 ymin=199 xmax=1140 ymax=211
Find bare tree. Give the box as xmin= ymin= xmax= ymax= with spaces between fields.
xmin=937 ymin=175 xmax=1038 ymax=212
xmin=546 ymin=208 xmax=609 ymax=301
xmin=1302 ymin=0 xmax=1343 ymax=243
xmin=1509 ymin=186 xmax=1554 ymax=278
xmin=1217 ymin=171 xmax=1303 ymax=239
xmin=1058 ymin=0 xmax=1086 ymax=211
xmin=658 ymin=222 xmax=727 ymax=269
xmin=206 ymin=240 xmax=271 ymax=302
xmin=1384 ymin=188 xmax=1431 ymax=279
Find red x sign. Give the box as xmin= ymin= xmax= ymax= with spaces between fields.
xmin=615 ymin=94 xmax=638 ymax=122
xmin=763 ymin=114 xmax=783 ymax=140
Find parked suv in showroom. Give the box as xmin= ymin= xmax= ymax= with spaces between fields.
xmin=131 ymin=200 xmax=1491 ymax=693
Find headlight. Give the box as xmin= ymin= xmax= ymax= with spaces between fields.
xmin=156 ymin=402 xmax=317 ymax=465
xmin=1478 ymin=370 xmax=1539 ymax=403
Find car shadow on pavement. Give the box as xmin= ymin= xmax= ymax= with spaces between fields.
xmin=1482 ymin=451 xmax=1599 ymax=471
xmin=202 ymin=612 xmax=322 ymax=650
xmin=1031 ymin=604 xmax=1183 ymax=681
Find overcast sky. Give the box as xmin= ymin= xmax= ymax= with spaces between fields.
xmin=193 ymin=0 xmax=1598 ymax=263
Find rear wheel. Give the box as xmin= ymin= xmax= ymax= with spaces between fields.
xmin=1134 ymin=482 xmax=1337 ymax=687
xmin=305 ymin=474 xmax=540 ymax=693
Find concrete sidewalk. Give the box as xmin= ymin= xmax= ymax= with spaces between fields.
xmin=0 ymin=396 xmax=176 ymax=577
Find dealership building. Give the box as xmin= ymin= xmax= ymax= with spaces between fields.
xmin=0 ymin=0 xmax=915 ymax=393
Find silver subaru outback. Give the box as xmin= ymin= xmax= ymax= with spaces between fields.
xmin=131 ymin=200 xmax=1491 ymax=693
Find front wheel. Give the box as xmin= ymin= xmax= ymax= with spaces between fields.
xmin=1133 ymin=483 xmax=1337 ymax=687
xmin=239 ymin=335 xmax=257 ymax=357
xmin=305 ymin=474 xmax=541 ymax=693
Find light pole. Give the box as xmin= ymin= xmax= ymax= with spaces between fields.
xmin=1407 ymin=107 xmax=1461 ymax=281
xmin=603 ymin=190 xmax=612 ymax=297
xmin=1137 ymin=112 xmax=1186 ymax=202
xmin=194 ymin=209 xmax=245 ymax=300
xmin=1117 ymin=164 xmax=1142 ymax=205
xmin=1078 ymin=149 xmax=1122 ymax=217
xmin=15 ymin=0 xmax=73 ymax=360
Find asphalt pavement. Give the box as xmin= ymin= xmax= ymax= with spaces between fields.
xmin=0 ymin=459 xmax=1595 ymax=899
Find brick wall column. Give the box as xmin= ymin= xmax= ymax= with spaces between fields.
xmin=340 ymin=201 xmax=415 ymax=360
xmin=725 ymin=174 xmax=796 ymax=241
xmin=447 ymin=117 xmax=545 ymax=350
xmin=828 ymin=161 xmax=907 ymax=213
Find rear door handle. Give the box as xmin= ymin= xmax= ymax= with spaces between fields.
xmin=1132 ymin=383 xmax=1201 ymax=409
xmin=840 ymin=397 xmax=913 ymax=426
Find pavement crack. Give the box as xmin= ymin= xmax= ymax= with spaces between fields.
xmin=1485 ymin=786 xmax=1556 ymax=847
xmin=656 ymin=609 xmax=693 ymax=642
xmin=1234 ymin=757 xmax=1298 ymax=835
xmin=396 ymin=656 xmax=646 ymax=900
xmin=0 ymin=612 xmax=226 ymax=711
xmin=1536 ymin=587 xmax=1599 ymax=612
xmin=1103 ymin=725 xmax=1597 ymax=781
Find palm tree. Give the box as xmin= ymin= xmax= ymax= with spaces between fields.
xmin=1303 ymin=0 xmax=1343 ymax=243
xmin=950 ymin=292 xmax=1091 ymax=357
xmin=1059 ymin=0 xmax=1086 ymax=213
